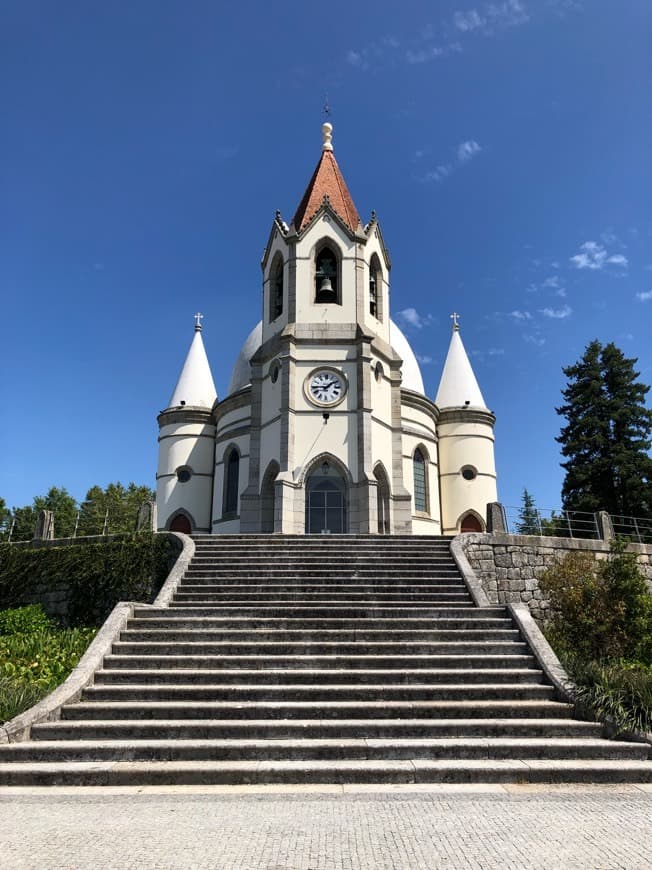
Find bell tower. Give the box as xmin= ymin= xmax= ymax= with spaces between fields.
xmin=238 ymin=122 xmax=412 ymax=534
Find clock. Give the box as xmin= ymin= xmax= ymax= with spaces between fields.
xmin=305 ymin=368 xmax=347 ymax=407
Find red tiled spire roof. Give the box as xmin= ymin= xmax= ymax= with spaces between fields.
xmin=292 ymin=125 xmax=361 ymax=235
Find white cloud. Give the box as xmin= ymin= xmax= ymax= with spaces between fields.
xmin=397 ymin=307 xmax=433 ymax=329
xmin=457 ymin=140 xmax=482 ymax=162
xmin=644 ymin=264 xmax=652 ymax=272
xmin=524 ymin=334 xmax=545 ymax=346
xmin=453 ymin=0 xmax=528 ymax=34
xmin=346 ymin=50 xmax=365 ymax=68
xmin=416 ymin=354 xmax=434 ymax=364
xmin=406 ymin=45 xmax=444 ymax=64
xmin=509 ymin=310 xmax=532 ymax=321
xmin=540 ymin=305 xmax=572 ymax=319
xmin=541 ymin=275 xmax=560 ymax=289
xmin=421 ymin=140 xmax=482 ymax=183
xmin=636 ymin=290 xmax=652 ymax=302
xmin=454 ymin=9 xmax=485 ymax=31
xmin=556 ymin=287 xmax=567 ymax=297
xmin=570 ymin=241 xmax=628 ymax=271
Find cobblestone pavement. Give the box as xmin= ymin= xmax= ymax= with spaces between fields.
xmin=1 ymin=784 xmax=651 ymax=869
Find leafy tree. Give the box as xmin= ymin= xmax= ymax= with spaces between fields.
xmin=0 ymin=499 xmax=10 ymax=541
xmin=515 ymin=488 xmax=541 ymax=535
xmin=33 ymin=487 xmax=78 ymax=538
xmin=77 ymin=482 xmax=155 ymax=536
xmin=9 ymin=506 xmax=37 ymax=542
xmin=557 ymin=340 xmax=652 ymax=519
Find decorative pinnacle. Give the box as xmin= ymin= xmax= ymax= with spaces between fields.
xmin=194 ymin=312 xmax=204 ymax=331
xmin=322 ymin=122 xmax=333 ymax=152
xmin=451 ymin=312 xmax=460 ymax=332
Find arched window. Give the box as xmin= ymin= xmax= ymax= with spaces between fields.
xmin=223 ymin=448 xmax=240 ymax=518
xmin=169 ymin=512 xmax=192 ymax=534
xmin=269 ymin=254 xmax=284 ymax=321
xmin=369 ymin=255 xmax=382 ymax=320
xmin=315 ymin=245 xmax=339 ymax=304
xmin=413 ymin=448 xmax=428 ymax=513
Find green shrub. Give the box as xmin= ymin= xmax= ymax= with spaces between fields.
xmin=0 ymin=604 xmax=53 ymax=636
xmin=540 ymin=539 xmax=652 ymax=664
xmin=570 ymin=660 xmax=652 ymax=735
xmin=0 ymin=532 xmax=179 ymax=627
xmin=0 ymin=615 xmax=96 ymax=723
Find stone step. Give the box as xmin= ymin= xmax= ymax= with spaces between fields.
xmin=171 ymin=594 xmax=474 ymax=605
xmin=177 ymin=584 xmax=469 ymax=594
xmin=81 ymin=683 xmax=556 ymax=703
xmin=127 ymin=615 xmax=515 ymax=630
xmin=1 ymin=738 xmax=646 ymax=764
xmin=30 ymin=718 xmax=607 ymax=741
xmin=162 ymin=605 xmax=483 ymax=616
xmin=59 ymin=700 xmax=576 ymax=721
xmin=103 ymin=654 xmax=538 ymax=670
xmin=111 ymin=641 xmax=528 ymax=656
xmin=132 ymin=606 xmax=508 ymax=619
xmin=119 ymin=629 xmax=522 ymax=643
xmin=93 ymin=667 xmax=544 ymax=686
xmin=3 ymin=758 xmax=651 ymax=786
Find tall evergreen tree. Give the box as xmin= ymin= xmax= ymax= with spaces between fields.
xmin=515 ymin=488 xmax=541 ymax=534
xmin=557 ymin=340 xmax=652 ymax=519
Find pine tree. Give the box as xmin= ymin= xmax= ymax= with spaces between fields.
xmin=515 ymin=488 xmax=541 ymax=534
xmin=557 ymin=340 xmax=652 ymax=519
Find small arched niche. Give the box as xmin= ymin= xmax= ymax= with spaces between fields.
xmin=168 ymin=510 xmax=193 ymax=534
xmin=459 ymin=511 xmax=484 ymax=533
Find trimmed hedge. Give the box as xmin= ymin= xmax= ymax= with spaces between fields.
xmin=0 ymin=533 xmax=180 ymax=627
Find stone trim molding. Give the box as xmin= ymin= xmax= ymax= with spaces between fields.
xmin=153 ymin=531 xmax=194 ymax=606
xmin=157 ymin=407 xmax=215 ymax=426
xmin=437 ymin=407 xmax=496 ymax=426
xmin=400 ymin=389 xmax=439 ymax=424
xmin=449 ymin=535 xmax=490 ymax=607
xmin=508 ymin=603 xmax=575 ymax=702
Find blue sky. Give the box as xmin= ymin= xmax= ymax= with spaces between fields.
xmin=2 ymin=0 xmax=651 ymax=518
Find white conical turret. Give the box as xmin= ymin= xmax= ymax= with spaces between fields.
xmin=167 ymin=313 xmax=217 ymax=409
xmin=435 ymin=314 xmax=497 ymax=535
xmin=435 ymin=313 xmax=486 ymax=409
xmin=156 ymin=314 xmax=217 ymax=533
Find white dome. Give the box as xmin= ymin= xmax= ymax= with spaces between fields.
xmin=227 ymin=320 xmax=424 ymax=396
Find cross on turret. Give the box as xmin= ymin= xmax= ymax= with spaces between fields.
xmin=451 ymin=312 xmax=460 ymax=332
xmin=194 ymin=312 xmax=204 ymax=331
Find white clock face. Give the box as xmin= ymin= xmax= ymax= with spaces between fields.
xmin=308 ymin=370 xmax=345 ymax=406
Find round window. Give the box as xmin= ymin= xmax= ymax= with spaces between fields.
xmin=270 ymin=361 xmax=281 ymax=384
xmin=461 ymin=466 xmax=477 ymax=481
xmin=176 ymin=467 xmax=192 ymax=483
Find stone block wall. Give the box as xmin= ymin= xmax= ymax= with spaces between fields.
xmin=459 ymin=532 xmax=652 ymax=623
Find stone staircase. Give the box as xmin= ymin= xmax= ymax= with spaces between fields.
xmin=0 ymin=535 xmax=650 ymax=785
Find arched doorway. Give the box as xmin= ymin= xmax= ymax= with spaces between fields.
xmin=373 ymin=464 xmax=390 ymax=534
xmin=169 ymin=513 xmax=192 ymax=534
xmin=305 ymin=462 xmax=347 ymax=534
xmin=260 ymin=461 xmax=280 ymax=533
xmin=460 ymin=512 xmax=483 ymax=533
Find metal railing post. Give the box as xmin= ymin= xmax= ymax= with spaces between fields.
xmin=73 ymin=510 xmax=80 ymax=539
xmin=102 ymin=509 xmax=109 ymax=536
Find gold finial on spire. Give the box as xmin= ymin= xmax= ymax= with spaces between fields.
xmin=451 ymin=312 xmax=460 ymax=332
xmin=194 ymin=312 xmax=204 ymax=331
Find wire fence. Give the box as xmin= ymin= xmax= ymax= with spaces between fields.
xmin=2 ymin=503 xmax=155 ymax=544
xmin=504 ymin=505 xmax=652 ymax=544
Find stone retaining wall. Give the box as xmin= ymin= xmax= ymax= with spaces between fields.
xmin=459 ymin=532 xmax=652 ymax=622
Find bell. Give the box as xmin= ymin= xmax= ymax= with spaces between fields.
xmin=318 ymin=275 xmax=336 ymax=302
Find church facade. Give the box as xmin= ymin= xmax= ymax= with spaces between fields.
xmin=156 ymin=123 xmax=498 ymax=536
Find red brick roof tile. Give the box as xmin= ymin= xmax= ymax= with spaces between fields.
xmin=292 ymin=150 xmax=361 ymax=235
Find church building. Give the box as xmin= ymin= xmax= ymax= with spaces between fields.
xmin=156 ymin=123 xmax=498 ymax=536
